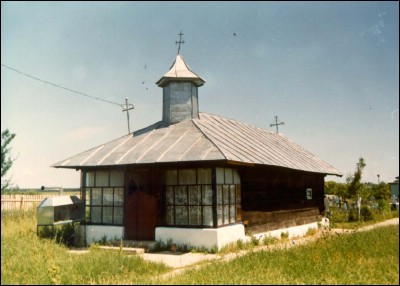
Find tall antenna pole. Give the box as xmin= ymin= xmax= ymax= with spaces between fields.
xmin=270 ymin=115 xmax=284 ymax=133
xmin=122 ymin=98 xmax=134 ymax=134
xmin=176 ymin=31 xmax=185 ymax=54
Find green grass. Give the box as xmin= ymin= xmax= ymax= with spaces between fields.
xmin=329 ymin=205 xmax=399 ymax=229
xmin=1 ymin=209 xmax=399 ymax=285
xmin=158 ymin=225 xmax=399 ymax=285
xmin=1 ymin=210 xmax=170 ymax=285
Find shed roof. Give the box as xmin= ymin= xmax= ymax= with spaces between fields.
xmin=53 ymin=113 xmax=342 ymax=176
xmin=37 ymin=195 xmax=82 ymax=208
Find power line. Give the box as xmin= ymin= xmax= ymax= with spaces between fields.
xmin=1 ymin=64 xmax=122 ymax=107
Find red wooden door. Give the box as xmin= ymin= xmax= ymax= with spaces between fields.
xmin=125 ymin=190 xmax=157 ymax=240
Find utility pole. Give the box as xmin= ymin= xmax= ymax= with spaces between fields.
xmin=122 ymin=98 xmax=134 ymax=134
xmin=270 ymin=115 xmax=284 ymax=133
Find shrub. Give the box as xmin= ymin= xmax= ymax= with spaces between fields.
xmin=236 ymin=239 xmax=244 ymax=249
xmin=360 ymin=206 xmax=374 ymax=221
xmin=37 ymin=222 xmax=76 ymax=247
xmin=152 ymin=238 xmax=173 ymax=252
xmin=348 ymin=209 xmax=358 ymax=222
xmin=263 ymin=235 xmax=278 ymax=245
xmin=329 ymin=208 xmax=348 ymax=227
xmin=250 ymin=235 xmax=260 ymax=246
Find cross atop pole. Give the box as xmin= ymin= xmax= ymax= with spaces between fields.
xmin=175 ymin=31 xmax=185 ymax=54
xmin=122 ymin=98 xmax=134 ymax=134
xmin=270 ymin=115 xmax=284 ymax=133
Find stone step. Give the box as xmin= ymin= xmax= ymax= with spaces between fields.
xmin=107 ymin=240 xmax=156 ymax=252
xmin=97 ymin=245 xmax=145 ymax=255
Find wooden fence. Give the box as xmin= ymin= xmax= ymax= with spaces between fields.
xmin=1 ymin=194 xmax=80 ymax=211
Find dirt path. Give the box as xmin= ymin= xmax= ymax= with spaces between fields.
xmin=330 ymin=217 xmax=399 ymax=234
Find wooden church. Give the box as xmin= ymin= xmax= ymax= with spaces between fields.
xmin=53 ymin=39 xmax=342 ymax=250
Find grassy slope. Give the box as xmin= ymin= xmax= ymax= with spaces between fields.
xmin=159 ymin=225 xmax=399 ymax=285
xmin=1 ymin=210 xmax=399 ymax=285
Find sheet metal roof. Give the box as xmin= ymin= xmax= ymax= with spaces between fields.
xmin=156 ymin=54 xmax=205 ymax=87
xmin=53 ymin=113 xmax=342 ymax=176
xmin=37 ymin=195 xmax=82 ymax=208
xmin=194 ymin=113 xmax=341 ymax=176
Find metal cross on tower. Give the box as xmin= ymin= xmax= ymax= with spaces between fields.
xmin=175 ymin=31 xmax=185 ymax=54
xmin=270 ymin=115 xmax=284 ymax=133
xmin=122 ymin=98 xmax=134 ymax=134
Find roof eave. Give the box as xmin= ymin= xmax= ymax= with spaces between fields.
xmin=156 ymin=76 xmax=205 ymax=87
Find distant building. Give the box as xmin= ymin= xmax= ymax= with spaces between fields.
xmin=53 ymin=52 xmax=342 ymax=250
xmin=389 ymin=176 xmax=399 ymax=197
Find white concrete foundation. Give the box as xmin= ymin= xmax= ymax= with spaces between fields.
xmin=85 ymin=225 xmax=123 ymax=245
xmin=250 ymin=222 xmax=319 ymax=241
xmin=155 ymin=223 xmax=246 ymax=251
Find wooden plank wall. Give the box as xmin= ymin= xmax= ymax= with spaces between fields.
xmin=242 ymin=208 xmax=321 ymax=233
xmin=239 ymin=165 xmax=325 ymax=232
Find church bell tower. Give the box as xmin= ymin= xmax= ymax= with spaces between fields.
xmin=155 ymin=32 xmax=205 ymax=126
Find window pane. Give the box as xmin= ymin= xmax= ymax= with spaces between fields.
xmin=175 ymin=206 xmax=188 ymax=225
xmin=202 ymin=185 xmax=213 ymax=205
xmin=203 ymin=206 xmax=213 ymax=227
xmin=230 ymin=185 xmax=236 ymax=204
xmin=216 ymin=186 xmax=223 ymax=204
xmin=224 ymin=205 xmax=229 ymax=225
xmin=110 ymin=170 xmax=124 ymax=186
xmin=175 ymin=186 xmax=187 ymax=205
xmin=86 ymin=172 xmax=95 ymax=187
xmin=236 ymin=205 xmax=242 ymax=221
xmin=167 ymin=206 xmax=174 ymax=225
xmin=179 ymin=169 xmax=196 ymax=185
xmin=217 ymin=205 xmax=223 ymax=226
xmin=197 ymin=168 xmax=212 ymax=184
xmin=85 ymin=206 xmax=91 ymax=222
xmin=225 ymin=168 xmax=233 ymax=184
xmin=92 ymin=188 xmax=102 ymax=205
xmin=189 ymin=206 xmax=201 ymax=225
xmin=91 ymin=207 xmax=102 ymax=223
xmin=103 ymin=188 xmax=113 ymax=206
xmin=166 ymin=187 xmax=174 ymax=205
xmin=216 ymin=168 xmax=224 ymax=184
xmin=85 ymin=188 xmax=91 ymax=205
xmin=85 ymin=174 xmax=125 ymax=226
xmin=236 ymin=185 xmax=241 ymax=204
xmin=223 ymin=185 xmax=230 ymax=204
xmin=103 ymin=207 xmax=113 ymax=224
xmin=189 ymin=186 xmax=201 ymax=205
xmin=230 ymin=205 xmax=236 ymax=223
xmin=114 ymin=188 xmax=124 ymax=206
xmin=96 ymin=171 xmax=109 ymax=186
xmin=166 ymin=170 xmax=177 ymax=185
xmin=114 ymin=207 xmax=123 ymax=225
xmin=233 ymin=169 xmax=241 ymax=184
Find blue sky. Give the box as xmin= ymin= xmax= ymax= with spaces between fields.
xmin=1 ymin=1 xmax=399 ymax=188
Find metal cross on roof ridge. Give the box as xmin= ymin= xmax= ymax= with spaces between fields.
xmin=122 ymin=98 xmax=134 ymax=135
xmin=270 ymin=115 xmax=284 ymax=133
xmin=175 ymin=31 xmax=185 ymax=54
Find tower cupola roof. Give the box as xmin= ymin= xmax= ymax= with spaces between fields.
xmin=156 ymin=54 xmax=205 ymax=87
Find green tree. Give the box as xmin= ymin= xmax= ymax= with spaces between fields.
xmin=1 ymin=129 xmax=16 ymax=190
xmin=347 ymin=157 xmax=366 ymax=198
xmin=370 ymin=182 xmax=390 ymax=201
xmin=324 ymin=181 xmax=347 ymax=198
